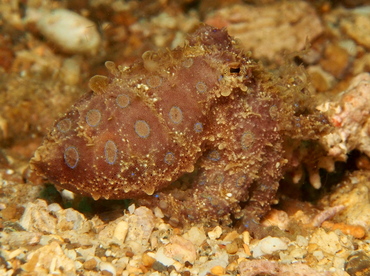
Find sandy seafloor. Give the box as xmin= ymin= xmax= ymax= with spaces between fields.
xmin=2 ymin=0 xmax=370 ymax=275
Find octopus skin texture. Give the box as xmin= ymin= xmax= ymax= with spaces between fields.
xmin=30 ymin=25 xmax=328 ymax=227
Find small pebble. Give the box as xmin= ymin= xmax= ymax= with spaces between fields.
xmin=100 ymin=262 xmax=116 ymax=276
xmin=164 ymin=235 xmax=197 ymax=264
xmin=83 ymin=258 xmax=98 ymax=270
xmin=313 ymin=250 xmax=324 ymax=261
xmin=225 ymin=241 xmax=239 ymax=254
xmin=153 ymin=207 xmax=164 ymax=218
xmin=152 ymin=261 xmax=167 ymax=272
xmin=128 ymin=204 xmax=135 ymax=214
xmin=320 ymin=43 xmax=350 ymax=78
xmin=8 ymin=248 xmax=24 ymax=259
xmin=261 ymin=209 xmax=290 ymax=230
xmin=210 ymin=265 xmax=225 ymax=275
xmin=1 ymin=204 xmax=18 ymax=220
xmin=243 ymin=244 xmax=251 ymax=256
xmin=183 ymin=226 xmax=206 ymax=246
xmin=252 ymin=236 xmax=288 ymax=258
xmin=113 ymin=221 xmax=129 ymax=242
xmin=223 ymin=230 xmax=239 ymax=242
xmin=208 ymin=226 xmax=222 ymax=240
xmin=341 ymin=13 xmax=370 ymax=50
xmin=101 ymin=271 xmax=113 ymax=276
xmin=142 ymin=252 xmax=156 ymax=267
xmin=296 ymin=235 xmax=308 ymax=247
xmin=242 ymin=231 xmax=250 ymax=245
xmin=309 ymin=228 xmax=341 ymax=255
xmin=32 ymin=9 xmax=101 ymax=55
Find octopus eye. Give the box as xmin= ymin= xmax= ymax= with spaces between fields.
xmin=229 ymin=67 xmax=240 ymax=74
xmin=228 ymin=62 xmax=241 ymax=74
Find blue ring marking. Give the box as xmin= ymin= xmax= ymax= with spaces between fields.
xmin=169 ymin=106 xmax=183 ymax=124
xmin=196 ymin=81 xmax=207 ymax=93
xmin=214 ymin=174 xmax=224 ymax=184
xmin=236 ymin=175 xmax=247 ymax=188
xmin=86 ymin=109 xmax=101 ymax=127
xmin=193 ymin=122 xmax=203 ymax=133
xmin=207 ymin=150 xmax=221 ymax=161
xmin=105 ymin=140 xmax=118 ymax=165
xmin=164 ymin=152 xmax=175 ymax=165
xmin=57 ymin=118 xmax=71 ymax=133
xmin=241 ymin=131 xmax=255 ymax=150
xmin=146 ymin=76 xmax=162 ymax=88
xmin=134 ymin=120 xmax=150 ymax=138
xmin=198 ymin=172 xmax=207 ymax=185
xmin=116 ymin=94 xmax=130 ymax=108
xmin=64 ymin=146 xmax=79 ymax=169
xmin=182 ymin=58 xmax=193 ymax=68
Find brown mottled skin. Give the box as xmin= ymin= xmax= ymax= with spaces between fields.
xmin=31 ymin=25 xmax=328 ymax=227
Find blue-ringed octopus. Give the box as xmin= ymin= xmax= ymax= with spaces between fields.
xmin=30 ymin=24 xmax=329 ymax=227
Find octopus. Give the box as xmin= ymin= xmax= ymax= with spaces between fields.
xmin=30 ymin=25 xmax=329 ymax=228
